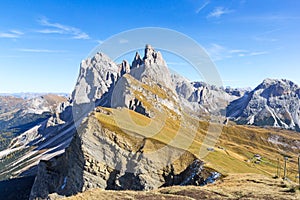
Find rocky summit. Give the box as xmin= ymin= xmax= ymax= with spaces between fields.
xmin=29 ymin=45 xmax=219 ymax=199
xmin=0 ymin=45 xmax=300 ymax=200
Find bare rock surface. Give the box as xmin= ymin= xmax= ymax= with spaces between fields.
xmin=227 ymin=78 xmax=300 ymax=130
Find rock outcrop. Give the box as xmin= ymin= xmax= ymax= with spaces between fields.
xmin=30 ymin=108 xmax=208 ymax=199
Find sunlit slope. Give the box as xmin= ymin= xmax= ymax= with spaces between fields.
xmin=61 ymin=173 xmax=299 ymax=200
xmin=95 ymin=107 xmax=300 ymax=181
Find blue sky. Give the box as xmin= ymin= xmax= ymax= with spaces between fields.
xmin=0 ymin=0 xmax=299 ymax=93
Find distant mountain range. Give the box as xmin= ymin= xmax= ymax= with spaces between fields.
xmin=0 ymin=94 xmax=67 ymax=151
xmin=0 ymin=92 xmax=69 ymax=100
xmin=0 ymin=45 xmax=299 ymax=200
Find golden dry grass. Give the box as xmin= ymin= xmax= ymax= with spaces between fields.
xmin=95 ymin=106 xmax=300 ymax=181
xmin=61 ymin=173 xmax=299 ymax=200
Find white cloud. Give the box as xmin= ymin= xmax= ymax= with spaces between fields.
xmin=252 ymin=28 xmax=281 ymax=42
xmin=207 ymin=7 xmax=233 ymax=18
xmin=249 ymin=51 xmax=269 ymax=56
xmin=206 ymin=43 xmax=229 ymax=61
xmin=37 ymin=17 xmax=90 ymax=39
xmin=196 ymin=1 xmax=210 ymax=14
xmin=73 ymin=32 xmax=89 ymax=39
xmin=206 ymin=43 xmax=269 ymax=61
xmin=16 ymin=48 xmax=67 ymax=53
xmin=237 ymin=14 xmax=300 ymax=22
xmin=10 ymin=30 xmax=24 ymax=35
xmin=119 ymin=39 xmax=129 ymax=44
xmin=229 ymin=49 xmax=248 ymax=54
xmin=0 ymin=30 xmax=23 ymax=38
xmin=166 ymin=62 xmax=187 ymax=66
xmin=36 ymin=29 xmax=64 ymax=34
xmin=253 ymin=36 xmax=277 ymax=42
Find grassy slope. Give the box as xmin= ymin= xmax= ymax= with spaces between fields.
xmin=61 ymin=173 xmax=299 ymax=200
xmin=95 ymin=106 xmax=300 ymax=181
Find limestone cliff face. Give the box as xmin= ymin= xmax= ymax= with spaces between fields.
xmin=72 ymin=52 xmax=119 ymax=105
xmin=30 ymin=108 xmax=207 ymax=199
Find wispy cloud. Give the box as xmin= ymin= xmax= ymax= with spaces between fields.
xmin=253 ymin=36 xmax=278 ymax=42
xmin=167 ymin=62 xmax=187 ymax=66
xmin=16 ymin=48 xmax=67 ymax=53
xmin=229 ymin=49 xmax=248 ymax=54
xmin=0 ymin=30 xmax=24 ymax=38
xmin=119 ymin=39 xmax=129 ymax=44
xmin=36 ymin=29 xmax=64 ymax=34
xmin=232 ymin=14 xmax=300 ymax=24
xmin=253 ymin=28 xmax=281 ymax=42
xmin=206 ymin=43 xmax=229 ymax=61
xmin=196 ymin=1 xmax=210 ymax=14
xmin=249 ymin=51 xmax=268 ymax=56
xmin=37 ymin=17 xmax=90 ymax=39
xmin=207 ymin=7 xmax=234 ymax=18
xmin=207 ymin=43 xmax=269 ymax=61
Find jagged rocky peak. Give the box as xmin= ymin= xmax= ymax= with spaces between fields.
xmin=227 ymin=78 xmax=300 ymax=130
xmin=171 ymin=73 xmax=239 ymax=116
xmin=143 ymin=44 xmax=166 ymax=66
xmin=72 ymin=45 xmax=174 ymax=106
xmin=72 ymin=52 xmax=119 ymax=105
xmin=132 ymin=52 xmax=143 ymax=68
xmin=132 ymin=44 xmax=166 ymax=69
xmin=118 ymin=60 xmax=130 ymax=77
xmin=130 ymin=44 xmax=173 ymax=91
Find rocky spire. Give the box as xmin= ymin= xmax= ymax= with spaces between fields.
xmin=131 ymin=52 xmax=143 ymax=68
xmin=130 ymin=44 xmax=173 ymax=91
xmin=143 ymin=44 xmax=166 ymax=67
xmin=118 ymin=60 xmax=130 ymax=77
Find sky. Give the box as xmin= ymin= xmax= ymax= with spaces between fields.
xmin=0 ymin=0 xmax=299 ymax=93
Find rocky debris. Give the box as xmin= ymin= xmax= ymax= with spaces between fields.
xmin=30 ymin=109 xmax=210 ymax=199
xmin=227 ymin=78 xmax=300 ymax=130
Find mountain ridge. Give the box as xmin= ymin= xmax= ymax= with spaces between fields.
xmin=0 ymin=45 xmax=299 ymax=200
xmin=227 ymin=78 xmax=300 ymax=131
